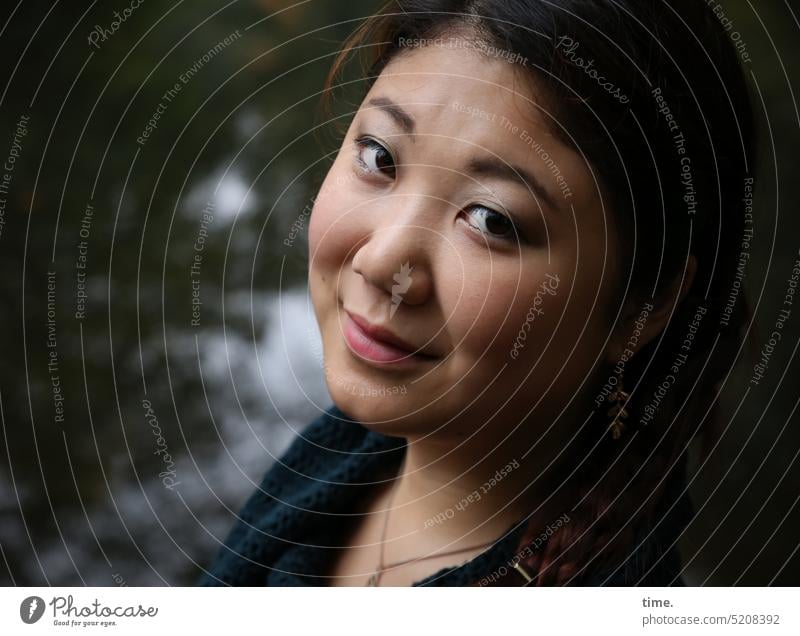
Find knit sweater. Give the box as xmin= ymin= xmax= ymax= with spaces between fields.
xmin=198 ymin=403 xmax=693 ymax=586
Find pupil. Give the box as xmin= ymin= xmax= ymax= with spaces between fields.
xmin=375 ymin=149 xmax=394 ymax=177
xmin=376 ymin=150 xmax=393 ymax=172
xmin=485 ymin=212 xmax=510 ymax=235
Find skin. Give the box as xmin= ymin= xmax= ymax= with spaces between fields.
xmin=307 ymin=36 xmax=692 ymax=586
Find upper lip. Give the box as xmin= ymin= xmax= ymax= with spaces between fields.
xmin=345 ymin=310 xmax=437 ymax=358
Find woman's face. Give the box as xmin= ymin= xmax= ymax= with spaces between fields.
xmin=308 ymin=39 xmax=622 ymax=443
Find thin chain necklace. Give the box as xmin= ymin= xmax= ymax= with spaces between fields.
xmin=364 ymin=458 xmax=500 ymax=586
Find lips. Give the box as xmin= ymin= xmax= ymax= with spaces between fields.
xmin=343 ymin=310 xmax=437 ymax=365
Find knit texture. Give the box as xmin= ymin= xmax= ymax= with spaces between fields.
xmin=197 ymin=404 xmax=693 ymax=586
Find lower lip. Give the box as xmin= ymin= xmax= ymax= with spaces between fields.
xmin=343 ymin=314 xmax=431 ymax=366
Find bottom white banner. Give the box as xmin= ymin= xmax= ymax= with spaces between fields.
xmin=0 ymin=586 xmax=796 ymax=635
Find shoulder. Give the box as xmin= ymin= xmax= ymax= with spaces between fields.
xmin=218 ymin=404 xmax=371 ymax=525
xmin=197 ymin=404 xmax=404 ymax=586
xmin=253 ymin=404 xmax=375 ymax=496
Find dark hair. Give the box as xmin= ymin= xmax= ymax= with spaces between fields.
xmin=321 ymin=0 xmax=757 ymax=585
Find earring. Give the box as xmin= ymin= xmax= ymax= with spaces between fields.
xmin=606 ymin=370 xmax=630 ymax=440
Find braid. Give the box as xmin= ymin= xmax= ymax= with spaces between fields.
xmin=521 ymin=428 xmax=681 ymax=586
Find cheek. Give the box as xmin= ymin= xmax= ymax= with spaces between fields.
xmin=308 ymin=182 xmax=346 ymax=314
xmin=443 ymin=247 xmax=608 ymax=368
xmin=500 ymin=250 xmax=616 ymax=383
xmin=438 ymin=251 xmax=558 ymax=356
xmin=307 ymin=192 xmax=333 ymax=258
xmin=308 ymin=194 xmax=350 ymax=274
xmin=308 ymin=171 xmax=368 ymax=268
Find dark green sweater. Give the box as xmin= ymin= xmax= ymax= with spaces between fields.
xmin=198 ymin=404 xmax=692 ymax=586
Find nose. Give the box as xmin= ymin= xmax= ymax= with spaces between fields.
xmin=351 ymin=220 xmax=435 ymax=309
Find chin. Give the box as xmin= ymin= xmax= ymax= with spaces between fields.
xmin=328 ymin=383 xmax=432 ymax=438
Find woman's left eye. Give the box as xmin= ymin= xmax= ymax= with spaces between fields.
xmin=354 ymin=137 xmax=396 ymax=179
xmin=464 ymin=205 xmax=520 ymax=242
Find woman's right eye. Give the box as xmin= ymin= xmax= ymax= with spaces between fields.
xmin=354 ymin=136 xmax=396 ymax=179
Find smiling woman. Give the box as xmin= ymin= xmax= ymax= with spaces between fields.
xmin=199 ymin=0 xmax=756 ymax=587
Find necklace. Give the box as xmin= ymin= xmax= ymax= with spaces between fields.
xmin=364 ymin=458 xmax=500 ymax=587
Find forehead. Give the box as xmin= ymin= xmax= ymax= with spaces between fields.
xmin=366 ymin=40 xmax=552 ymax=150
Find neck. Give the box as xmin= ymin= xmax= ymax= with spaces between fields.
xmin=386 ymin=420 xmax=570 ymax=551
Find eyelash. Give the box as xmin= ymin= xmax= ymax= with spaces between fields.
xmin=352 ymin=135 xmax=524 ymax=244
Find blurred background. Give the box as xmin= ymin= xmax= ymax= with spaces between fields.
xmin=0 ymin=0 xmax=798 ymax=586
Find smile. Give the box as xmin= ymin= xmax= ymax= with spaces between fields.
xmin=342 ymin=310 xmax=438 ymax=367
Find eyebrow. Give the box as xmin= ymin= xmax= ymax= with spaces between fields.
xmin=366 ymin=96 xmax=416 ymax=136
xmin=467 ymin=157 xmax=559 ymax=212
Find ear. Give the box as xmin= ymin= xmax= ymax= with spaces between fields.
xmin=605 ymin=255 xmax=697 ymax=365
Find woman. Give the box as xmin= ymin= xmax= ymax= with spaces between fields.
xmin=200 ymin=0 xmax=755 ymax=586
